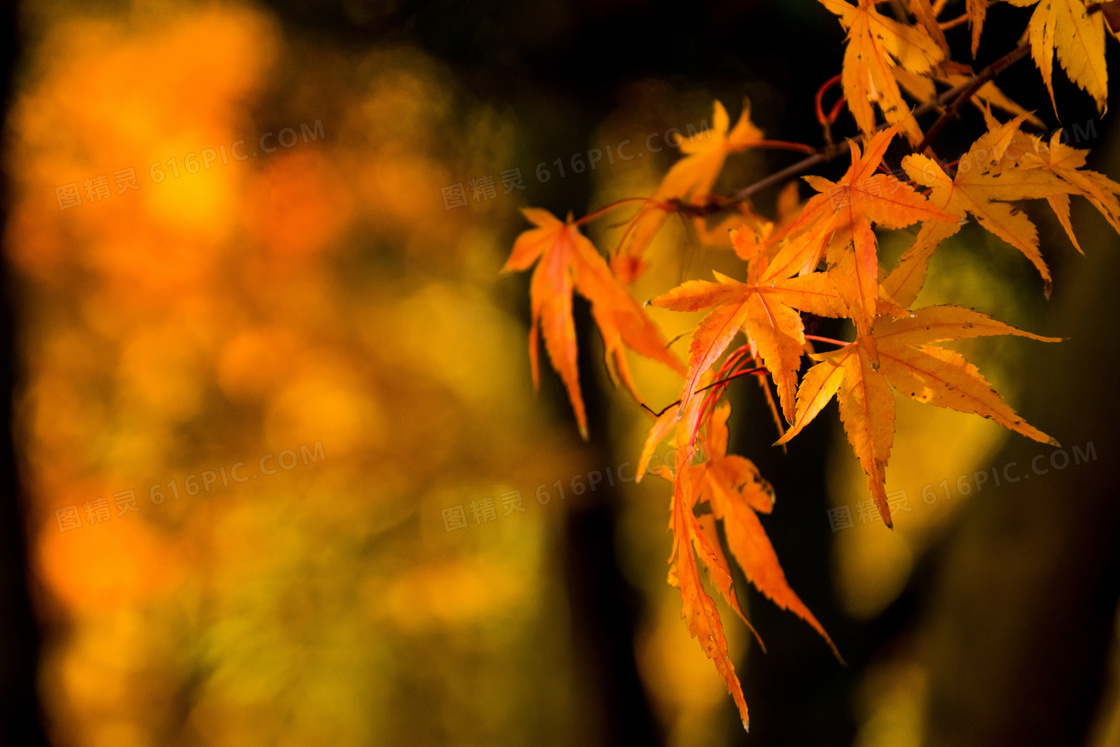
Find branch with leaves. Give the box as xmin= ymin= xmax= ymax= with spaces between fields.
xmin=501 ymin=0 xmax=1120 ymax=731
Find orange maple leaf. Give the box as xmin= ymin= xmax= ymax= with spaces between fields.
xmin=638 ymin=386 xmax=754 ymax=728
xmin=650 ymin=267 xmax=847 ymax=433
xmin=777 ymin=306 xmax=1059 ymax=525
xmin=968 ymin=0 xmax=990 ymax=56
xmin=612 ymin=100 xmax=764 ymax=282
xmin=641 ymin=394 xmax=839 ymax=730
xmin=502 ymin=208 xmax=685 ymax=438
xmin=662 ymin=461 xmax=752 ymax=731
xmin=902 ymin=130 xmax=1074 ymax=298
xmin=773 ymin=126 xmax=957 ymax=360
xmin=819 ymin=0 xmax=944 ymax=144
xmin=695 ymin=403 xmax=840 ymax=658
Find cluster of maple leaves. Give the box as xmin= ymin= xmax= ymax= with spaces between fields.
xmin=502 ymin=0 xmax=1120 ymax=731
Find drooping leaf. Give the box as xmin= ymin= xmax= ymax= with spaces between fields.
xmin=659 ymin=463 xmax=752 ymax=731
xmin=778 ymin=306 xmax=1060 ymax=524
xmin=1008 ymin=0 xmax=1109 ymax=113
xmin=612 ymin=100 xmax=764 ymax=282
xmin=968 ymin=0 xmax=990 ymax=56
xmin=696 ymin=403 xmax=841 ymax=658
xmin=819 ymin=0 xmax=944 ymax=144
xmin=503 ymin=209 xmax=685 ymax=438
xmin=902 ymin=143 xmax=1073 ymax=297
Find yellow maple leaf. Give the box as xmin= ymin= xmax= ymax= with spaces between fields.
xmin=1008 ymin=0 xmax=1109 ymax=113
xmin=612 ymin=100 xmax=764 ymax=282
xmin=902 ymin=136 xmax=1073 ymax=297
xmin=819 ymin=0 xmax=944 ymax=144
xmin=777 ymin=126 xmax=956 ymax=360
xmin=777 ymin=306 xmax=1059 ymax=525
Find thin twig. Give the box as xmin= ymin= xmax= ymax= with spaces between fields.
xmin=733 ymin=147 xmax=836 ymax=202
xmin=639 ymin=366 xmax=768 ymax=418
xmin=937 ymin=11 xmax=969 ymax=31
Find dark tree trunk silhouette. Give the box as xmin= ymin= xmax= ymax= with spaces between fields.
xmin=0 ymin=3 xmax=50 ymax=743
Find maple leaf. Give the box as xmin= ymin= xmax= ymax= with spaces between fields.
xmin=612 ymin=100 xmax=764 ymax=283
xmin=819 ymin=0 xmax=945 ymax=145
xmin=901 ymin=131 xmax=1074 ymax=298
xmin=775 ymin=126 xmax=956 ymax=359
xmin=662 ymin=462 xmax=752 ymax=731
xmin=1008 ymin=0 xmax=1109 ymax=113
xmin=908 ymin=0 xmax=950 ymax=54
xmin=777 ymin=306 xmax=1060 ymax=525
xmin=641 ymin=394 xmax=839 ymax=730
xmin=1029 ymin=129 xmax=1120 ymax=235
xmin=695 ymin=403 xmax=840 ymax=658
xmin=968 ymin=0 xmax=990 ymax=56
xmin=503 ymin=208 xmax=684 ymax=438
xmin=639 ymin=387 xmax=754 ymax=728
xmin=971 ymin=109 xmax=1120 ymax=251
xmin=649 ymin=266 xmax=847 ymax=434
xmin=497 ymin=0 xmax=1120 ymax=730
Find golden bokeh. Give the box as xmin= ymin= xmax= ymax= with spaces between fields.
xmin=5 ymin=3 xmax=593 ymax=744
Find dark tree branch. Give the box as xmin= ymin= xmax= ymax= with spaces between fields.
xmin=914 ymin=43 xmax=1031 ymax=153
xmin=0 ymin=1 xmax=49 ymax=742
xmin=732 ymin=43 xmax=1031 ymax=203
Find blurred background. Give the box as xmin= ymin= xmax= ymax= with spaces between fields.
xmin=0 ymin=1 xmax=1118 ymax=745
